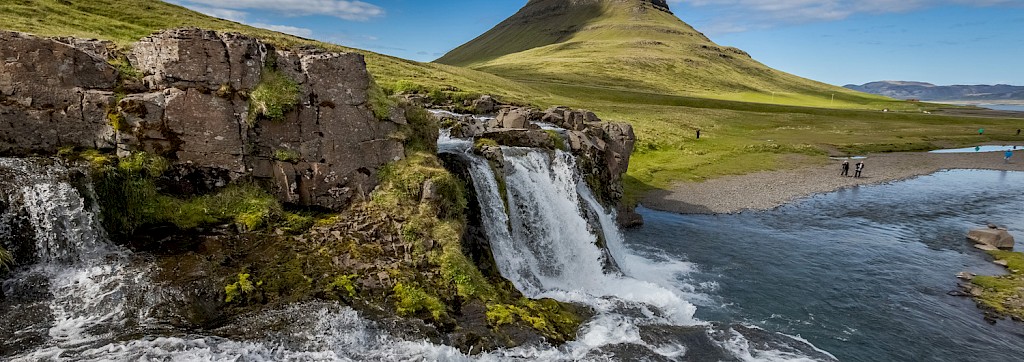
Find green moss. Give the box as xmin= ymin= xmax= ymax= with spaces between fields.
xmin=970 ymin=250 xmax=1024 ymax=318
xmin=91 ymin=151 xmax=286 ymax=236
xmin=474 ymin=138 xmax=499 ymax=148
xmin=106 ymin=92 xmax=129 ymax=132
xmin=326 ymin=274 xmax=359 ymax=298
xmin=280 ymin=212 xmax=316 ymax=234
xmin=108 ymin=55 xmax=141 ymax=83
xmin=485 ymin=299 xmax=583 ymax=342
xmin=261 ymin=257 xmax=312 ymax=302
xmin=393 ymin=282 xmax=447 ymax=320
xmin=273 ymin=149 xmax=301 ymax=163
xmin=438 ymin=221 xmax=494 ymax=299
xmin=430 ymin=174 xmax=468 ymax=220
xmin=369 ymin=79 xmax=396 ymax=121
xmin=401 ymin=105 xmax=440 ymax=153
xmin=249 ymin=67 xmax=300 ymax=124
xmin=225 ymin=273 xmax=261 ymax=303
xmin=546 ymin=130 xmax=567 ymax=151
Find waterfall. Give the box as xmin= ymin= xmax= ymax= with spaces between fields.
xmin=0 ymin=158 xmax=107 ymax=265
xmin=439 ymin=118 xmax=833 ymax=360
xmin=0 ymin=158 xmax=145 ymax=357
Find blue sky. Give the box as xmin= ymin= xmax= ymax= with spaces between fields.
xmin=168 ymin=0 xmax=1024 ymax=86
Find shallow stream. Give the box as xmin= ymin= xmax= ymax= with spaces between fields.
xmin=628 ymin=169 xmax=1024 ymax=361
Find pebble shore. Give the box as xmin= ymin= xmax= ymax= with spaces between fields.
xmin=643 ymin=150 xmax=1024 ymax=214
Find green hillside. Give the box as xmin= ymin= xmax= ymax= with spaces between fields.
xmin=0 ymin=0 xmax=542 ymax=102
xmin=436 ymin=0 xmax=889 ymax=108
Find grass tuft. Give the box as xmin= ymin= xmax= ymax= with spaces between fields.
xmin=0 ymin=246 xmax=13 ymax=272
xmin=249 ymin=67 xmax=300 ymax=124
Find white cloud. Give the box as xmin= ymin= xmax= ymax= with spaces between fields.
xmin=249 ymin=23 xmax=315 ymax=38
xmin=671 ymin=0 xmax=1024 ymax=34
xmin=180 ymin=0 xmax=385 ymax=21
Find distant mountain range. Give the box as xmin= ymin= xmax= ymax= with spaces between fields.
xmin=844 ymin=81 xmax=1024 ymax=103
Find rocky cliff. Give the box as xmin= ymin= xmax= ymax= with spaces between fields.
xmin=0 ymin=28 xmax=404 ymax=210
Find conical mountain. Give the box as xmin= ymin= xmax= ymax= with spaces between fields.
xmin=437 ymin=0 xmax=866 ymax=103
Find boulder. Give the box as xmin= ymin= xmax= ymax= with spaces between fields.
xmin=968 ymin=227 xmax=1015 ymax=249
xmin=0 ymin=31 xmax=118 ymax=155
xmin=130 ymin=28 xmax=268 ymax=92
xmin=492 ymin=108 xmax=538 ymax=129
xmin=472 ymin=95 xmax=498 ymax=114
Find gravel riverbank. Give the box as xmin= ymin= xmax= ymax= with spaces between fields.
xmin=643 ymin=150 xmax=1024 ymax=214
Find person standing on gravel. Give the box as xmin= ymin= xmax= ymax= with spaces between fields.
xmin=841 ymin=160 xmax=850 ymax=176
xmin=1006 ymin=150 xmax=1014 ymax=163
xmin=855 ymin=161 xmax=864 ymax=178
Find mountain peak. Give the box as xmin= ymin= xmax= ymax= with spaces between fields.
xmin=437 ymin=0 xmax=857 ymax=99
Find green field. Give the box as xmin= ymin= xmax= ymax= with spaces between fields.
xmin=3 ymin=0 xmax=1021 ymax=201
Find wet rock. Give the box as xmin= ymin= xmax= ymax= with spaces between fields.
xmin=968 ymin=227 xmax=1015 ymax=249
xmin=483 ymin=129 xmax=554 ymax=149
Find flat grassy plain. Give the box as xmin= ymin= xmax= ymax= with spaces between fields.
xmin=3 ymin=0 xmax=1021 ymax=203
xmin=519 ymin=82 xmax=1024 ymax=203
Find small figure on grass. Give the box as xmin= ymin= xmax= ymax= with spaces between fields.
xmin=696 ymin=129 xmax=701 ymax=139
xmin=855 ymin=161 xmax=864 ymax=178
xmin=841 ymin=160 xmax=850 ymax=177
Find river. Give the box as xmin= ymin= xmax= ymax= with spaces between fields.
xmin=628 ymin=169 xmax=1024 ymax=361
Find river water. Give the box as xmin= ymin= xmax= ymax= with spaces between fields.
xmin=628 ymin=169 xmax=1024 ymax=361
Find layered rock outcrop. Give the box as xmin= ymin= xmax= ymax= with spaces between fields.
xmin=0 ymin=29 xmax=404 ymax=210
xmin=0 ymin=31 xmax=118 ymax=154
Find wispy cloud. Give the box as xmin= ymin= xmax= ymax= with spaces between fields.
xmin=671 ymin=0 xmax=1024 ymax=34
xmin=180 ymin=0 xmax=385 ymax=21
xmin=168 ymin=1 xmax=316 ymax=39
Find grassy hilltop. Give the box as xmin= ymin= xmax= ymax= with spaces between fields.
xmin=436 ymin=0 xmax=890 ymax=108
xmin=2 ymin=0 xmax=1021 ymax=201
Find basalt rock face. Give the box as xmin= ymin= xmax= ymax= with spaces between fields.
xmin=0 ymin=31 xmax=118 ymax=155
xmin=0 ymin=29 xmax=404 ymax=210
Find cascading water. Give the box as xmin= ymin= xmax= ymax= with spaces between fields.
xmin=0 ymin=116 xmax=835 ymax=361
xmin=0 ymin=158 xmax=148 ymax=357
xmin=437 ymin=111 xmax=837 ymax=361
